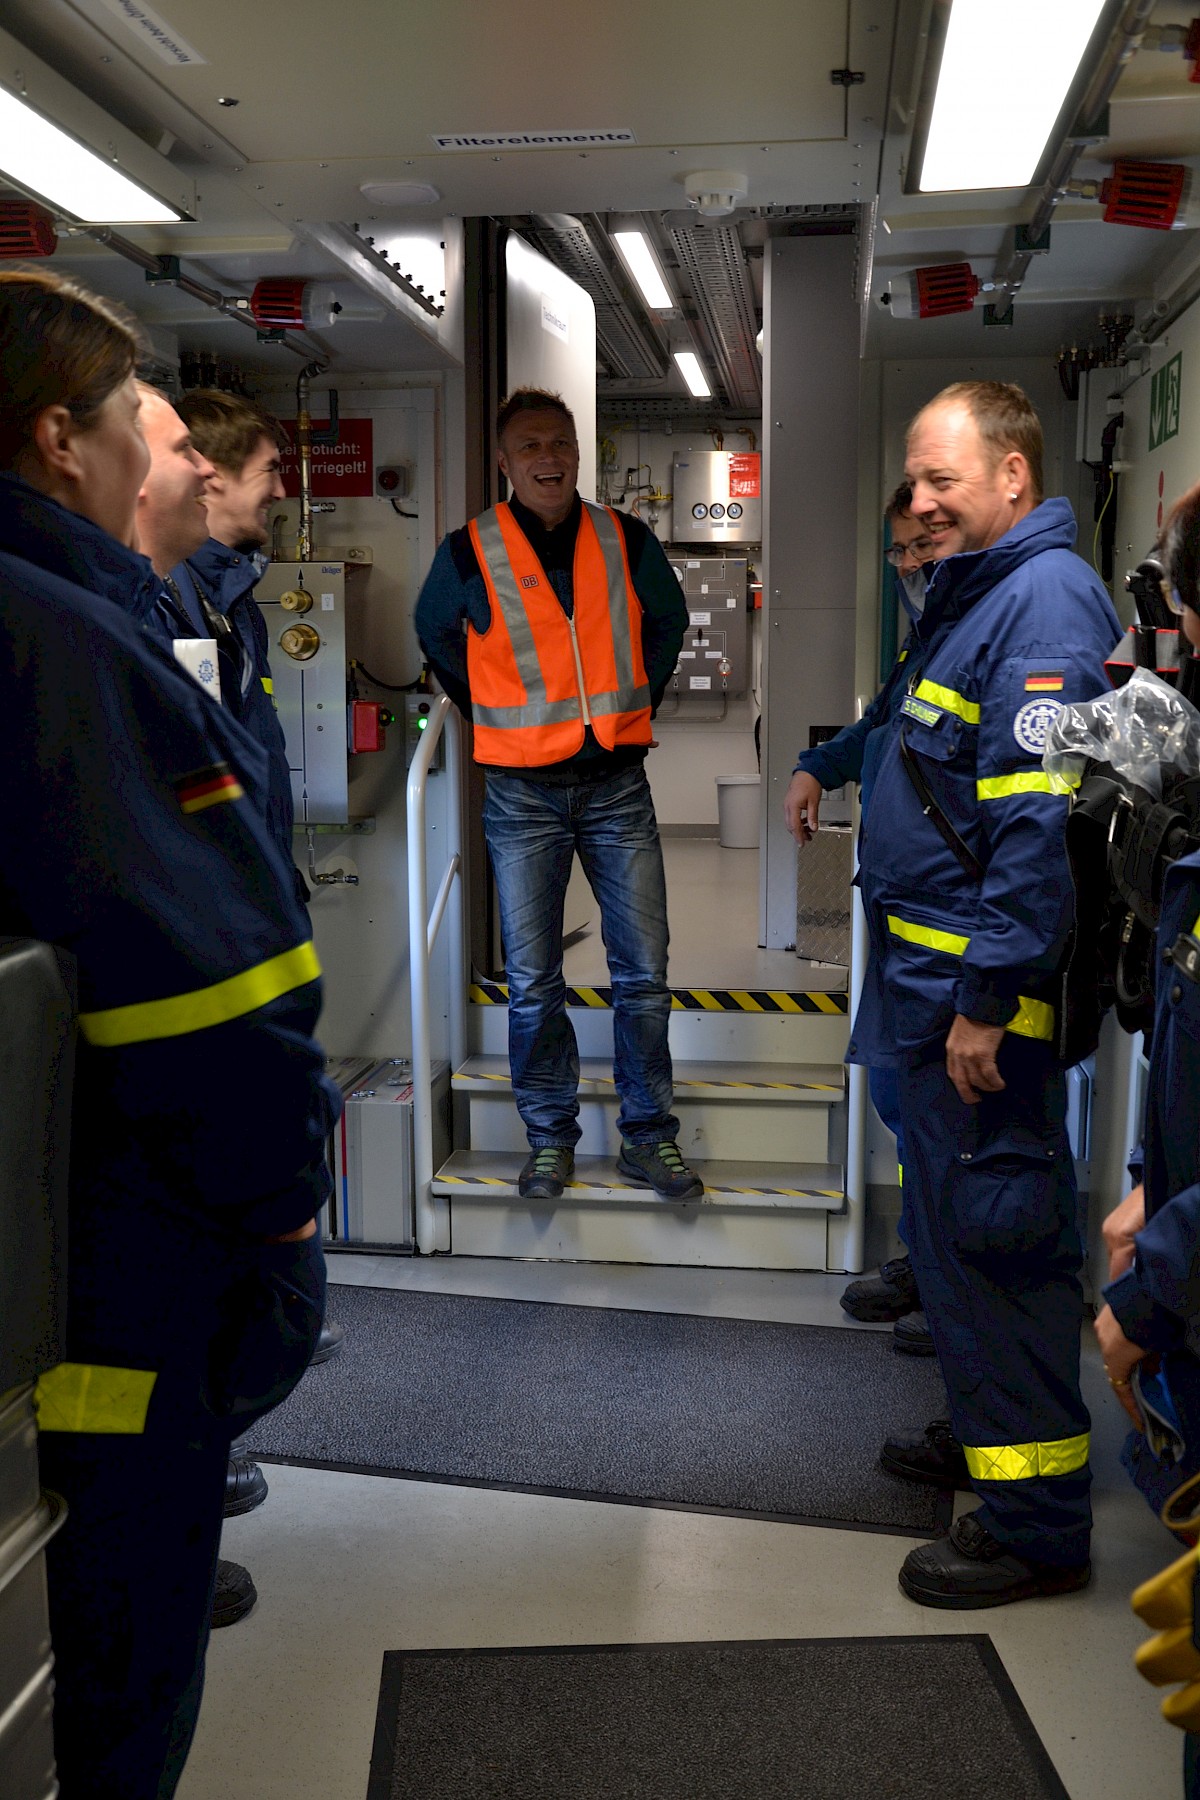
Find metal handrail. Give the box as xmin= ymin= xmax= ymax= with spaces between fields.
xmin=406 ymin=695 xmax=465 ymax=1251
xmin=841 ymin=702 xmax=870 ymax=1275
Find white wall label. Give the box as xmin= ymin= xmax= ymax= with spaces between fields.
xmin=540 ymin=295 xmax=569 ymax=342
xmin=321 ymin=593 xmax=335 ymax=611
xmin=432 ymin=128 xmax=636 ymax=151
xmin=690 ymin=675 xmax=712 ymax=690
xmin=689 ymin=610 xmax=711 ymax=626
xmin=95 ymin=0 xmax=207 ymax=65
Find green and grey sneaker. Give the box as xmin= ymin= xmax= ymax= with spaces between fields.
xmin=616 ymin=1140 xmax=703 ymax=1201
xmin=518 ymin=1146 xmax=574 ymax=1199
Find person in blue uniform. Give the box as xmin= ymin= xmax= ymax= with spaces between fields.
xmin=852 ymin=381 xmax=1121 ymax=1605
xmin=1094 ymin=479 xmax=1200 ymax=1794
xmin=784 ymin=482 xmax=937 ymax=1352
xmin=0 ymin=268 xmax=339 ymax=1797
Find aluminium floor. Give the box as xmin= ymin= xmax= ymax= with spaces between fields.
xmin=179 ymin=1256 xmax=1184 ymax=1800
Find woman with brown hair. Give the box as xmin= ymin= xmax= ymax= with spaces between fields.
xmin=0 ymin=267 xmax=337 ymax=1797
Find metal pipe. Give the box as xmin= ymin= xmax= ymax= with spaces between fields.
xmin=295 ymin=361 xmax=322 ymax=563
xmin=426 ymin=853 xmax=461 ymax=957
xmin=840 ymin=747 xmax=869 ymax=1276
xmin=407 ymin=695 xmax=461 ymax=1253
xmin=992 ymin=0 xmax=1157 ymax=303
xmin=81 ymin=227 xmax=316 ymax=359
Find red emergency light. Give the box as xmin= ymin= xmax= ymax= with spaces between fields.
xmin=249 ymin=278 xmax=309 ymax=329
xmin=1100 ymin=160 xmax=1189 ymax=230
xmin=0 ymin=200 xmax=57 ymax=259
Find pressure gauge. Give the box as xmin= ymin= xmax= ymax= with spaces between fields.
xmin=691 ymin=503 xmax=708 ymax=520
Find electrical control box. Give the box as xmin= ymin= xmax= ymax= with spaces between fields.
xmin=255 ymin=561 xmax=349 ymax=824
xmin=671 ymin=451 xmax=761 ymax=545
xmin=665 ymin=555 xmax=749 ymax=703
xmin=324 ymin=1055 xmax=451 ymax=1249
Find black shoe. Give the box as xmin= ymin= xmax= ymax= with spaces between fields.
xmin=893 ymin=1310 xmax=936 ymax=1356
xmin=518 ymin=1147 xmax=574 ymax=1199
xmin=899 ymin=1511 xmax=1091 ymax=1610
xmin=224 ymin=1454 xmax=268 ymax=1518
xmin=212 ymin=1559 xmax=257 ymax=1629
xmin=880 ymin=1418 xmax=973 ymax=1490
xmin=616 ymin=1140 xmax=704 ymax=1200
xmin=840 ymin=1254 xmax=920 ymax=1322
xmin=310 ymin=1321 xmax=345 ymax=1365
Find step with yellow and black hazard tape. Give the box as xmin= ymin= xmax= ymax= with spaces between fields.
xmin=469 ymin=981 xmax=847 ymax=1015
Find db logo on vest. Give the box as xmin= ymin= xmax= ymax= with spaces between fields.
xmin=520 ymin=574 xmax=540 ymax=589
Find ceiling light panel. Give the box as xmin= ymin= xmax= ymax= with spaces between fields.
xmin=612 ymin=229 xmax=675 ymax=311
xmin=918 ymin=0 xmax=1108 ymax=193
xmin=0 ymin=25 xmax=195 ymax=222
xmin=673 ymin=350 xmax=712 ymax=398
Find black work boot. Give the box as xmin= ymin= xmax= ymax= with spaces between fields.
xmin=518 ymin=1147 xmax=574 ymax=1199
xmin=616 ymin=1140 xmax=704 ymax=1200
xmin=840 ymin=1254 xmax=920 ymax=1322
xmin=880 ymin=1419 xmax=973 ymax=1490
xmin=311 ymin=1321 xmax=345 ymax=1365
xmin=212 ymin=1559 xmax=257 ymax=1628
xmin=899 ymin=1511 xmax=1091 ymax=1610
xmin=893 ymin=1310 xmax=936 ymax=1356
xmin=224 ymin=1452 xmax=268 ymax=1518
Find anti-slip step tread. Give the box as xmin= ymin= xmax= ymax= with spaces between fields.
xmin=453 ymin=1054 xmax=845 ymax=1099
xmin=432 ymin=1150 xmax=845 ymax=1208
xmin=470 ymin=980 xmax=848 ymax=1014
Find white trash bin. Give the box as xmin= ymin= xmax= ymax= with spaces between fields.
xmin=715 ymin=774 xmax=760 ymax=848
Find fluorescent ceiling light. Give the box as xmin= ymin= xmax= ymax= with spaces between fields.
xmin=0 ymin=84 xmax=183 ymax=222
xmin=673 ymin=350 xmax=711 ymax=398
xmin=918 ymin=0 xmax=1107 ymax=193
xmin=613 ymin=229 xmax=674 ymax=311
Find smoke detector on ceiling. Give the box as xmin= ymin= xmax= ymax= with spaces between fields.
xmin=683 ymin=171 xmax=748 ymax=219
xmin=359 ymin=180 xmax=442 ymax=207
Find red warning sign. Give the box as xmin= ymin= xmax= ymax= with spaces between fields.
xmin=279 ymin=418 xmax=375 ymax=497
xmin=728 ymin=452 xmax=761 ymax=498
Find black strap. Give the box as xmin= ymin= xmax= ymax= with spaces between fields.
xmin=898 ymin=731 xmax=986 ymax=883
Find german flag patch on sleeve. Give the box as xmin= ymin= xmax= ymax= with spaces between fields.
xmin=1024 ymin=670 xmax=1064 ymax=692
xmin=174 ymin=762 xmax=244 ymax=815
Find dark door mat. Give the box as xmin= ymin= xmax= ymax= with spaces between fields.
xmin=368 ymin=1636 xmax=1069 ymax=1800
xmin=244 ymin=1285 xmax=951 ymax=1534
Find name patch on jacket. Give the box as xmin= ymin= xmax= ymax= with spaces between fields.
xmin=1024 ymin=670 xmax=1064 ymax=692
xmin=901 ymin=694 xmax=941 ymax=727
xmin=174 ymin=762 xmax=244 ymax=815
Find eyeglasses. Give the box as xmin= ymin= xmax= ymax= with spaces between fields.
xmin=885 ymin=538 xmax=935 ymax=567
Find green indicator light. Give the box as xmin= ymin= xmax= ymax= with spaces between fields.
xmin=417 ymin=717 xmax=427 ymax=729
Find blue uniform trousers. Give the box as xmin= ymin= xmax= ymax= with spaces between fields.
xmin=896 ymin=1041 xmax=1092 ymax=1565
xmin=39 ymin=1232 xmax=326 ymax=1799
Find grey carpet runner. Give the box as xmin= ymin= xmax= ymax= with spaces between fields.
xmin=367 ymin=1636 xmax=1069 ymax=1800
xmin=244 ymin=1283 xmax=952 ymax=1533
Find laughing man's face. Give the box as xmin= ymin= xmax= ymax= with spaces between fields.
xmin=498 ymin=409 xmax=580 ymax=527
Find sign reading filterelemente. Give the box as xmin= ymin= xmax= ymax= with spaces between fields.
xmin=279 ymin=419 xmax=374 ymax=498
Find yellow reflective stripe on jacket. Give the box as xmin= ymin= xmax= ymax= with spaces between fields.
xmin=913 ymin=679 xmax=980 ymax=725
xmin=34 ymin=1363 xmax=157 ymax=1434
xmin=964 ymin=1432 xmax=1089 ymax=1482
xmin=78 ymin=941 xmax=321 ymax=1049
xmin=261 ymin=677 xmax=274 ymax=695
xmin=886 ymin=916 xmax=1054 ymax=1042
xmin=886 ymin=914 xmax=970 ymax=957
xmin=1005 ymin=995 xmax=1055 ymax=1042
xmin=976 ymin=771 xmax=1075 ymax=801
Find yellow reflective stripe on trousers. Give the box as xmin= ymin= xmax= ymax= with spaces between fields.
xmin=78 ymin=940 xmax=321 ymax=1048
xmin=886 ymin=916 xmax=1054 ymax=1042
xmin=964 ymin=1432 xmax=1090 ymax=1482
xmin=976 ymin=771 xmax=1076 ymax=801
xmin=886 ymin=913 xmax=970 ymax=957
xmin=34 ymin=1363 xmax=157 ymax=1434
xmin=912 ymin=679 xmax=980 ymax=725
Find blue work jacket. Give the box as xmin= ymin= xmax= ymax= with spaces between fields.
xmin=1106 ymin=849 xmax=1200 ymax=1357
xmin=0 ymin=477 xmax=338 ymax=1319
xmin=176 ymin=539 xmax=296 ymax=863
xmin=849 ymin=499 xmax=1121 ymax=1065
xmin=794 ymin=574 xmax=931 ymax=813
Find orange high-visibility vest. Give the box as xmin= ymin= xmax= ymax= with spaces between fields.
xmin=466 ymin=500 xmax=652 ymax=768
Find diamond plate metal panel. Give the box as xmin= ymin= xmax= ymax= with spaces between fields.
xmin=795 ymin=827 xmax=853 ymax=967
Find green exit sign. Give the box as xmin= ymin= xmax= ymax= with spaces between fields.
xmin=1150 ymin=351 xmax=1183 ymax=451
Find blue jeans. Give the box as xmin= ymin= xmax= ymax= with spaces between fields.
xmin=483 ymin=763 xmax=677 ymax=1149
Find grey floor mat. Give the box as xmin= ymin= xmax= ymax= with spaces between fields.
xmin=367 ymin=1637 xmax=1069 ymax=1800
xmin=243 ymin=1285 xmax=952 ymax=1534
